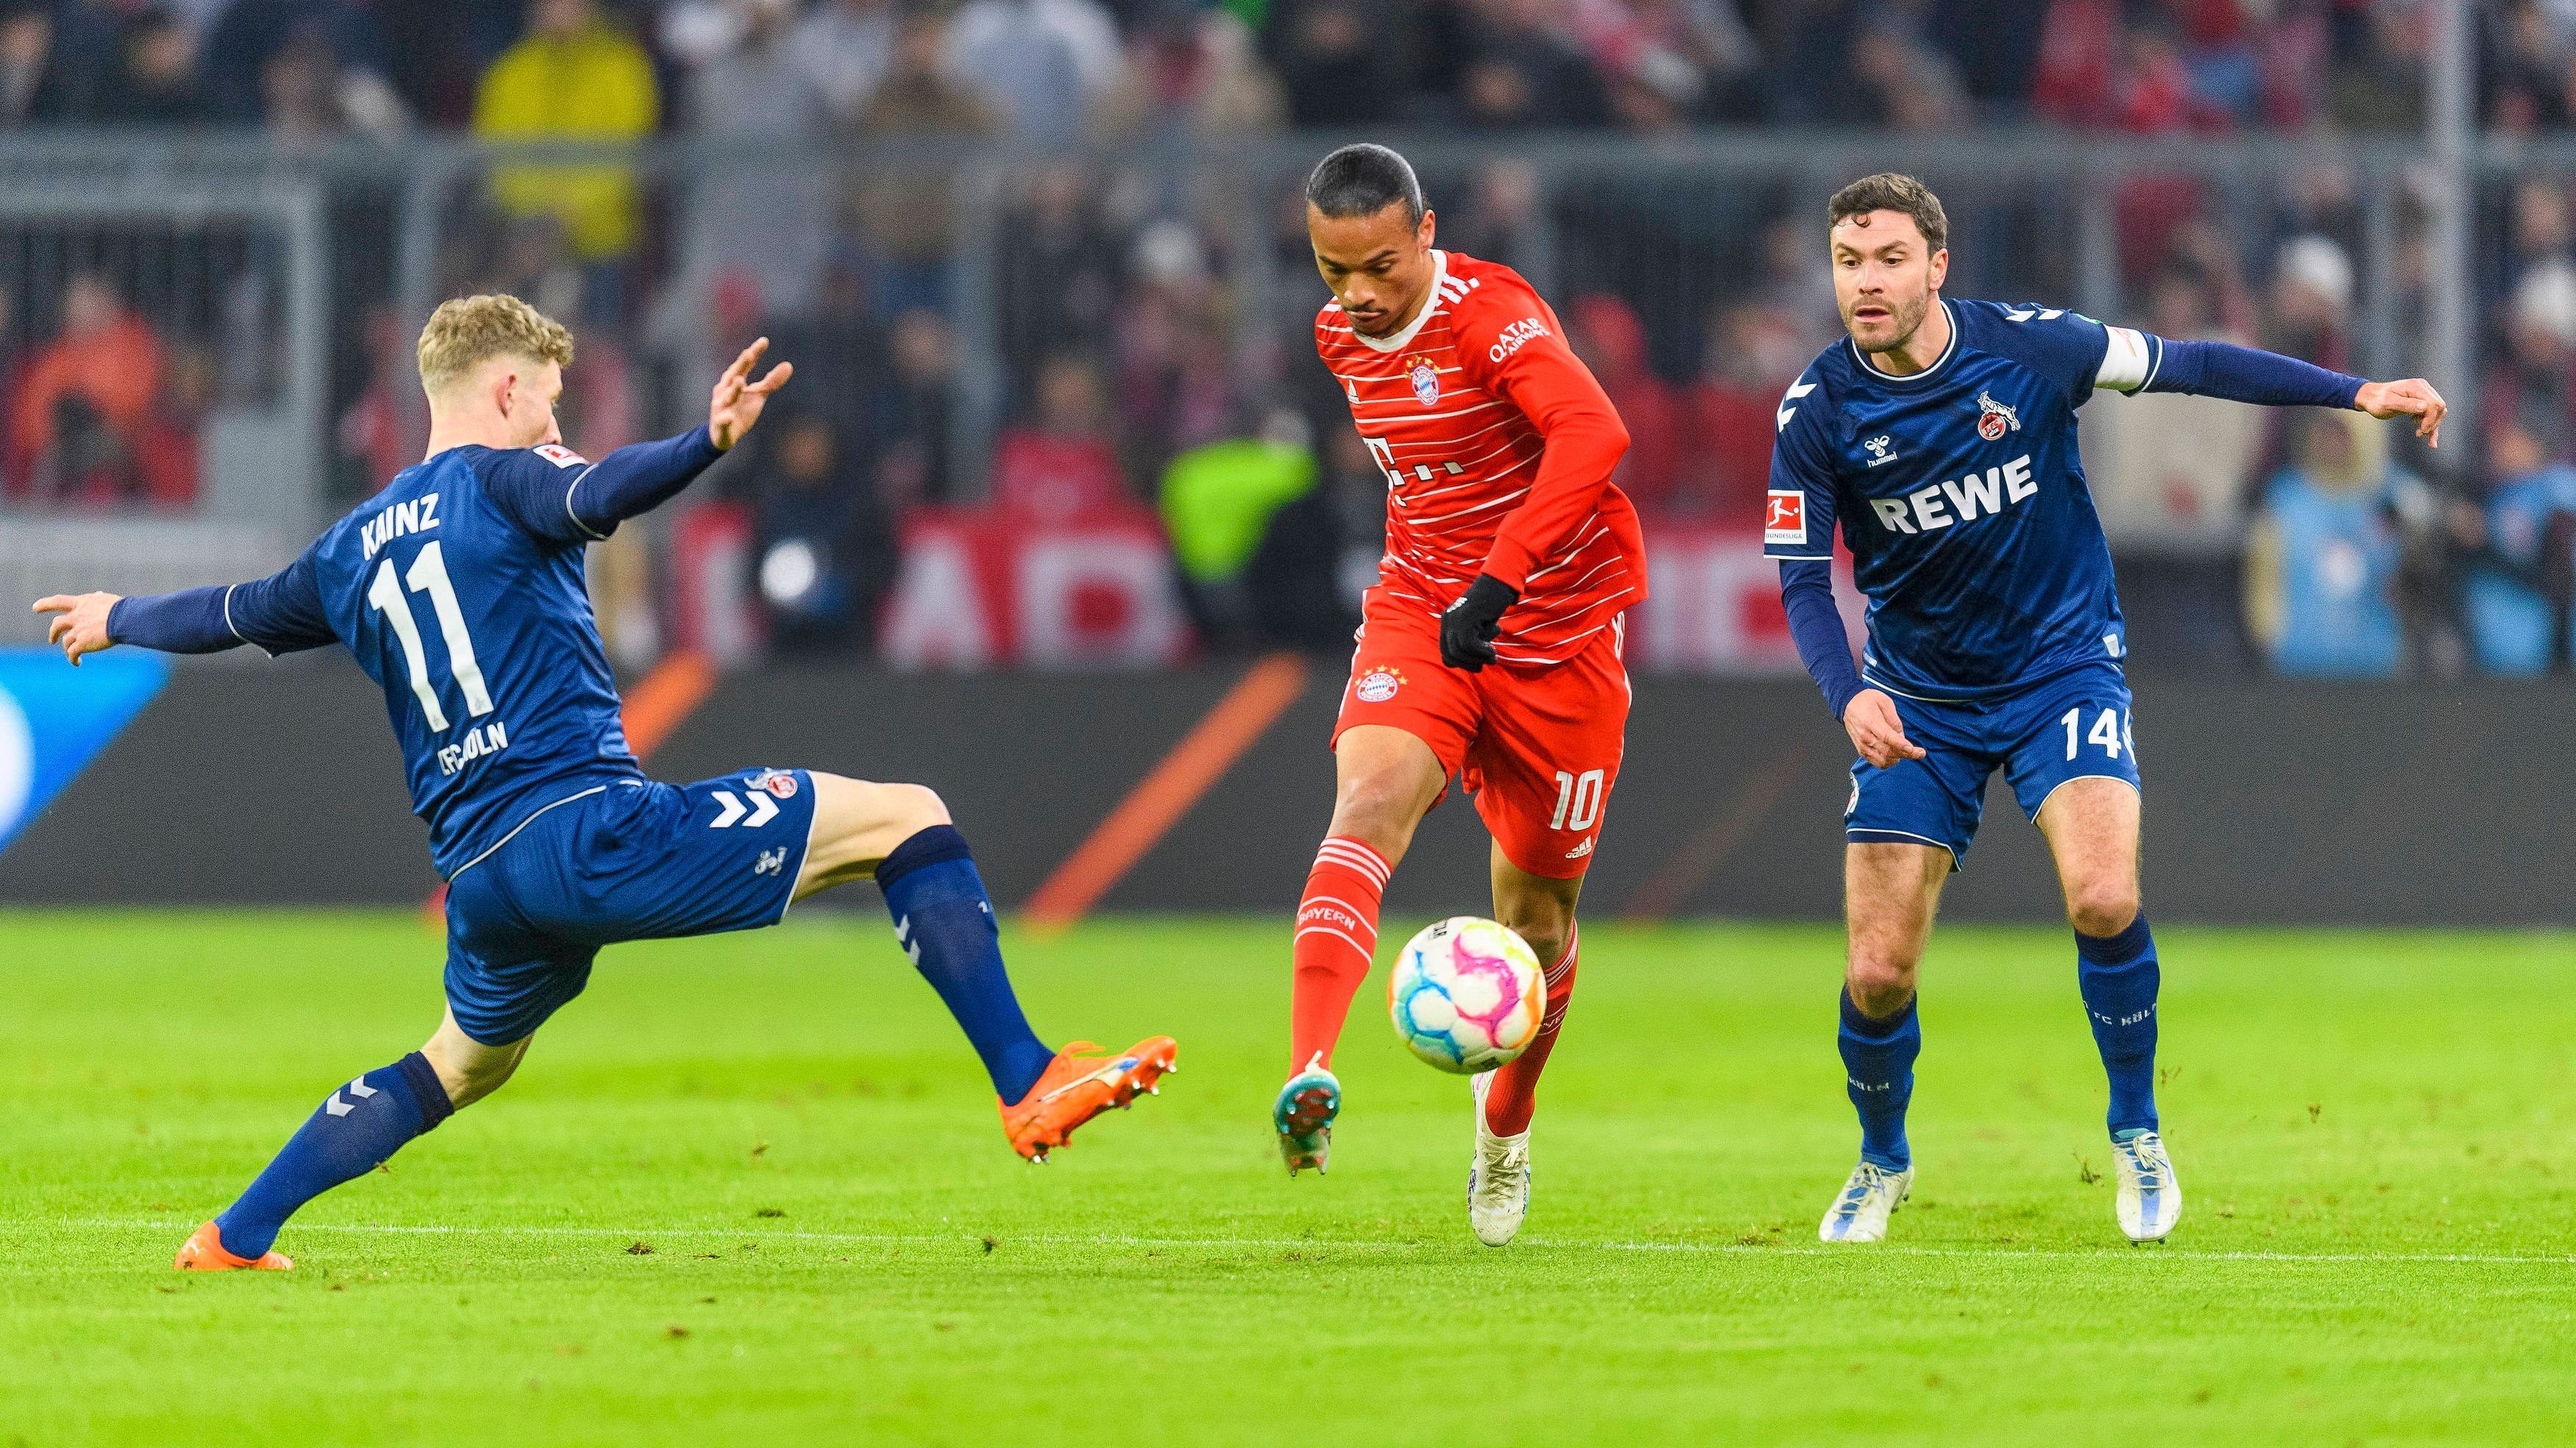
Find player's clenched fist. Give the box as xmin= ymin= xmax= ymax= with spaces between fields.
xmin=1842 ymin=688 xmax=1925 ymax=770
xmin=2353 ymin=377 xmax=2446 ymax=448
xmin=32 ymin=591 xmax=121 ymax=667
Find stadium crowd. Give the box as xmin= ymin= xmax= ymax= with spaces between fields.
xmin=2 ymin=0 xmax=2575 ymax=675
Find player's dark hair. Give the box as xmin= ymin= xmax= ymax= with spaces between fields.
xmin=1827 ymin=173 xmax=1948 ymax=253
xmin=1306 ymin=143 xmax=1426 ymax=227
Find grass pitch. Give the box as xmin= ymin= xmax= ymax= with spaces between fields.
xmin=4 ymin=910 xmax=2573 ymax=1446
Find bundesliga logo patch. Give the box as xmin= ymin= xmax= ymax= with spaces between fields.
xmin=1404 ymin=356 xmax=1440 ymax=405
xmin=533 ymin=442 xmax=589 ymax=469
xmin=1765 ymin=490 xmax=1807 ymax=545
xmin=1355 ymin=667 xmax=1405 ymax=703
xmin=753 ymin=769 xmax=798 ymax=800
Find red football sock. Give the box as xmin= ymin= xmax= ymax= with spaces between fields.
xmin=1289 ymin=836 xmax=1390 ymax=1073
xmin=1481 ymin=924 xmax=1578 ymax=1137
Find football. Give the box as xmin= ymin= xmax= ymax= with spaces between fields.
xmin=1387 ymin=916 xmax=1546 ymax=1073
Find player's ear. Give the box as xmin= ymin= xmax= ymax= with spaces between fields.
xmin=1418 ymin=207 xmax=1436 ymax=250
xmin=1928 ymin=248 xmax=1948 ymax=291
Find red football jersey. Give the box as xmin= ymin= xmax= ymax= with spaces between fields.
xmin=1315 ymin=249 xmax=1648 ymax=665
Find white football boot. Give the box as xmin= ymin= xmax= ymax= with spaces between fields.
xmin=1466 ymin=1071 xmax=1531 ymax=1246
xmin=1818 ymin=1160 xmax=1912 ymax=1243
xmin=2111 ymin=1129 xmax=2182 ymax=1243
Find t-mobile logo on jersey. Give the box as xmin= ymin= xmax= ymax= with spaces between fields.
xmin=1867 ymin=453 xmax=2037 ymax=536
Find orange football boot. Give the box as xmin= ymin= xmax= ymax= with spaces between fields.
xmin=174 ymin=1221 xmax=293 ymax=1271
xmin=998 ymin=1037 xmax=1179 ymax=1162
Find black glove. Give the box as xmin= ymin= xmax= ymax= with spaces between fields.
xmin=1439 ymin=575 xmax=1518 ymax=672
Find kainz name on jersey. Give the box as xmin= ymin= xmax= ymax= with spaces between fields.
xmin=435 ymin=718 xmax=509 ymax=777
xmin=359 ymin=493 xmax=441 ymax=561
xmin=1867 ymin=453 xmax=2037 ymax=536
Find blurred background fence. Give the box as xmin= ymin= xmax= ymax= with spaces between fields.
xmin=6 ymin=0 xmax=2576 ymax=682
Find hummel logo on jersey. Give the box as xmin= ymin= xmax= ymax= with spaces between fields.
xmin=708 ymin=789 xmax=779 ymax=828
xmin=894 ymin=915 xmax=921 ymax=964
xmin=1976 ymin=390 xmax=2022 ymax=440
xmin=1487 ymin=317 xmax=1550 ymax=363
xmin=1863 ymin=435 xmax=1899 ymax=466
xmin=1868 ymin=453 xmax=2037 ymax=535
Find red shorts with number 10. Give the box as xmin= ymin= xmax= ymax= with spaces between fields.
xmin=1330 ymin=593 xmax=1631 ymax=880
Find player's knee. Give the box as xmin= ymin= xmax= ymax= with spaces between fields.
xmin=1330 ymin=769 xmax=1423 ymax=848
xmin=877 ymin=782 xmax=950 ymax=840
xmin=2066 ymin=881 xmax=2140 ymax=939
xmin=1846 ymin=951 xmax=1917 ymax=1015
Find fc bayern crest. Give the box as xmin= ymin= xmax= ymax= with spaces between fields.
xmin=1406 ymin=359 xmax=1440 ymax=406
xmin=754 ymin=769 xmax=799 ymax=800
xmin=1356 ymin=668 xmax=1404 ymax=703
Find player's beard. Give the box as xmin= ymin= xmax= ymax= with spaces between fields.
xmin=1847 ymin=287 xmax=1931 ymax=354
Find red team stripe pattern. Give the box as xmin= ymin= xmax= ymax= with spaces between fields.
xmin=1289 ymin=836 xmax=1393 ymax=1070
xmin=1317 ymin=251 xmax=1648 ymax=665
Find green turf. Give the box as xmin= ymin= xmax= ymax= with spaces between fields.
xmin=3 ymin=910 xmax=2573 ymax=1446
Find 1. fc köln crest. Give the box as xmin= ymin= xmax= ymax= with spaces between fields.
xmin=1404 ymin=356 xmax=1440 ymax=405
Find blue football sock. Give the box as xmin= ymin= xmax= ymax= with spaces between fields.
xmin=2076 ymin=914 xmax=2160 ymax=1136
xmin=877 ymin=825 xmax=1055 ymax=1103
xmin=214 ymin=1051 xmax=450 ymax=1259
xmin=1839 ymin=989 xmax=1919 ymax=1171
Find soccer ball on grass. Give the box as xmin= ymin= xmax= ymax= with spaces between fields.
xmin=1387 ymin=916 xmax=1544 ymax=1073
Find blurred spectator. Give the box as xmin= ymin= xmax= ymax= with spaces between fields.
xmin=852 ymin=7 xmax=999 ymax=316
xmin=2324 ymin=0 xmax=2427 ymax=132
xmin=259 ymin=18 xmax=406 ymax=138
xmin=98 ymin=6 xmax=204 ymax=124
xmin=944 ymin=0 xmax=1121 ymax=148
xmin=202 ymin=0 xmax=392 ymax=126
xmin=997 ymin=163 xmax=1120 ymax=396
xmin=1115 ymin=219 xmax=1234 ymax=488
xmin=475 ymin=0 xmax=659 ymax=323
xmin=751 ymin=411 xmax=896 ymax=652
xmin=132 ymin=341 xmax=208 ymax=505
xmin=10 ymin=272 xmax=164 ymax=497
xmin=1454 ymin=0 xmax=1607 ymax=129
xmin=2084 ymin=267 xmax=2268 ymax=553
xmin=2460 ymin=407 xmax=2576 ymax=675
xmin=795 ymin=0 xmax=895 ymax=127
xmin=672 ymin=0 xmax=830 ymax=316
xmin=2245 ymin=410 xmax=2414 ymax=677
xmin=2265 ymin=233 xmax=2354 ymax=369
xmin=872 ymin=306 xmax=959 ymax=505
xmin=1565 ymin=293 xmax=1680 ymax=514
xmin=1097 ymin=1 xmax=1282 ymax=138
xmin=994 ymin=353 xmax=1125 ymax=519
xmin=0 ymin=0 xmax=93 ymax=124
xmin=1684 ymin=301 xmax=1807 ymax=520
xmin=1264 ymin=0 xmax=1401 ymax=125
xmin=1161 ymin=408 xmax=1327 ymax=647
xmin=2479 ymin=258 xmax=2576 ymax=466
xmin=1316 ymin=423 xmax=1388 ymax=611
xmin=763 ymin=249 xmax=890 ymax=447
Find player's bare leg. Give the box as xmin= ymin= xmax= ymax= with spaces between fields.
xmin=1466 ymin=849 xmax=1582 ymax=1244
xmin=1819 ymin=842 xmax=1947 ymax=1243
xmin=2036 ymin=778 xmax=2176 ymax=1242
xmin=1278 ymin=724 xmax=1447 ymax=1174
xmin=796 ymin=772 xmax=1175 ymax=1163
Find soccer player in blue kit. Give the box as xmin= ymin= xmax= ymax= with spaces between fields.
xmin=35 ymin=295 xmax=1178 ymax=1271
xmin=1767 ymin=176 xmax=2445 ymax=1245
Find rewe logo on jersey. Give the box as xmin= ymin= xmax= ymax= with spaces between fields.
xmin=1866 ymin=453 xmax=2037 ymax=536
xmin=0 ymin=649 xmax=169 ymax=856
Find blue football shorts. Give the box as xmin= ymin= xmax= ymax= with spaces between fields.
xmin=441 ymin=767 xmax=818 ymax=1045
xmin=1844 ymin=661 xmax=2139 ymax=867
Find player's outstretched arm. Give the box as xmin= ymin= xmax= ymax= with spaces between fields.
xmin=35 ymin=553 xmax=333 ymax=667
xmin=33 ymin=591 xmax=128 ymax=667
xmin=539 ymin=338 xmax=796 ymax=542
xmin=2116 ymin=331 xmax=2447 ymax=447
xmin=1777 ymin=559 xmax=1924 ymax=769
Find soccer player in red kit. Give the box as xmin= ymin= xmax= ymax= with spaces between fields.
xmin=1275 ymin=143 xmax=1645 ymax=1246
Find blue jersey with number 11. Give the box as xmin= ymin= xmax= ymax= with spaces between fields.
xmin=1763 ymin=297 xmax=2161 ymax=700
xmin=218 ymin=443 xmax=647 ymax=877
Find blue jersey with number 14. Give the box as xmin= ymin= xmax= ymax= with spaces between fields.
xmin=1763 ymin=297 xmax=2164 ymax=700
xmin=217 ymin=442 xmax=647 ymax=878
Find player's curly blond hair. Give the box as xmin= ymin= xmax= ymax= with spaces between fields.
xmin=416 ymin=294 xmax=575 ymax=394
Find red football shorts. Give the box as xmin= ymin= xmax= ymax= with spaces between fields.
xmin=1331 ymin=594 xmax=1631 ymax=879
